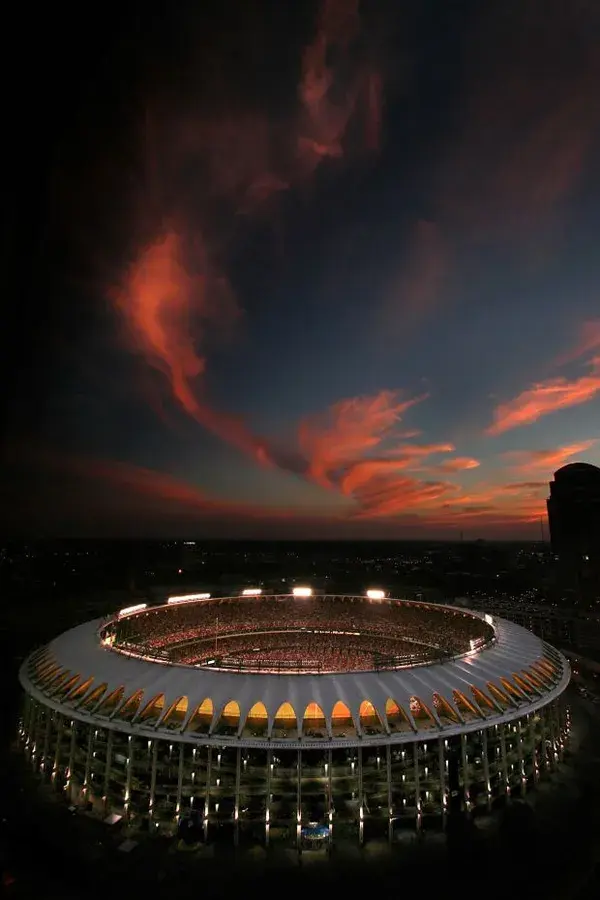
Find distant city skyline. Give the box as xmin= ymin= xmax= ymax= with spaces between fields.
xmin=4 ymin=0 xmax=600 ymax=539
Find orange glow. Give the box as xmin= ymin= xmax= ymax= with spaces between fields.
xmin=331 ymin=700 xmax=352 ymax=721
xmin=502 ymin=442 xmax=597 ymax=474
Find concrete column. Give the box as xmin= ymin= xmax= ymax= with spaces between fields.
xmin=41 ymin=712 xmax=52 ymax=775
xmin=124 ymin=735 xmax=134 ymax=821
xmin=66 ymin=721 xmax=77 ymax=802
xmin=149 ymin=739 xmax=159 ymax=819
xmin=52 ymin=716 xmax=64 ymax=784
xmin=234 ymin=747 xmax=241 ymax=846
xmin=516 ymin=720 xmax=526 ymax=794
xmin=203 ymin=747 xmax=212 ymax=841
xmin=499 ymin=727 xmax=510 ymax=796
xmin=413 ymin=743 xmax=421 ymax=830
xmin=175 ymin=743 xmax=185 ymax=817
xmin=387 ymin=743 xmax=393 ymax=844
xmin=103 ymin=729 xmax=114 ymax=813
xmin=538 ymin=710 xmax=549 ymax=773
xmin=358 ymin=746 xmax=364 ymax=845
xmin=82 ymin=728 xmax=94 ymax=800
xmin=265 ymin=748 xmax=272 ymax=847
xmin=482 ymin=729 xmax=492 ymax=809
xmin=438 ymin=738 xmax=448 ymax=824
xmin=327 ymin=749 xmax=333 ymax=843
xmin=296 ymin=749 xmax=302 ymax=850
xmin=460 ymin=732 xmax=470 ymax=811
xmin=25 ymin=699 xmax=37 ymax=753
xmin=31 ymin=706 xmax=44 ymax=769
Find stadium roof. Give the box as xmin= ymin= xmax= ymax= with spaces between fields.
xmin=20 ymin=601 xmax=569 ymax=749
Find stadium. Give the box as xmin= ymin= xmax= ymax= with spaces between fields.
xmin=18 ymin=590 xmax=570 ymax=847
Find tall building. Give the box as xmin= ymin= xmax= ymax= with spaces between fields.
xmin=547 ymin=462 xmax=600 ymax=560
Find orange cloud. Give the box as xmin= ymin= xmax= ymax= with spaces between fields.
xmin=433 ymin=457 xmax=480 ymax=473
xmin=298 ymin=390 xmax=427 ymax=487
xmin=486 ymin=359 xmax=600 ymax=435
xmin=502 ymin=442 xmax=597 ymax=474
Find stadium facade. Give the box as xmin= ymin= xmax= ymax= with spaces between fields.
xmin=17 ymin=592 xmax=571 ymax=846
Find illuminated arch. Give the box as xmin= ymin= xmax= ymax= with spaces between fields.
xmin=273 ymin=702 xmax=297 ymax=733
xmin=244 ymin=701 xmax=268 ymax=736
xmin=531 ymin=661 xmax=557 ymax=685
xmin=214 ymin=700 xmax=240 ymax=734
xmin=187 ymin=698 xmax=214 ymax=734
xmin=409 ymin=696 xmax=436 ymax=728
xmin=138 ymin=693 xmax=166 ymax=723
xmin=471 ymin=685 xmax=499 ymax=712
xmin=385 ymin=698 xmax=414 ymax=733
xmin=302 ymin=702 xmax=326 ymax=735
xmin=97 ymin=686 xmax=125 ymax=716
xmin=162 ymin=696 xmax=188 ymax=729
xmin=331 ymin=700 xmax=355 ymax=735
xmin=515 ymin=672 xmax=542 ymax=696
xmin=500 ymin=677 xmax=526 ymax=701
xmin=72 ymin=679 xmax=102 ymax=706
xmin=452 ymin=689 xmax=484 ymax=721
xmin=45 ymin=668 xmax=70 ymax=691
xmin=486 ymin=681 xmax=514 ymax=710
xmin=114 ymin=689 xmax=144 ymax=721
xmin=359 ymin=699 xmax=385 ymax=732
xmin=53 ymin=673 xmax=81 ymax=699
xmin=432 ymin=692 xmax=461 ymax=725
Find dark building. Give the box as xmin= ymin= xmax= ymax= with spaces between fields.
xmin=547 ymin=463 xmax=600 ymax=587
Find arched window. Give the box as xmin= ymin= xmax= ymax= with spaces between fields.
xmin=244 ymin=702 xmax=268 ymax=736
xmin=471 ymin=685 xmax=498 ymax=713
xmin=409 ymin=696 xmax=436 ymax=728
xmin=359 ymin=700 xmax=384 ymax=732
xmin=138 ymin=693 xmax=166 ymax=723
xmin=452 ymin=689 xmax=483 ymax=721
xmin=214 ymin=700 xmax=240 ymax=735
xmin=385 ymin=698 xmax=414 ymax=733
xmin=432 ymin=692 xmax=460 ymax=725
xmin=115 ymin=689 xmax=144 ymax=721
xmin=76 ymin=682 xmax=106 ymax=710
xmin=486 ymin=682 xmax=514 ymax=710
xmin=162 ymin=696 xmax=188 ymax=729
xmin=331 ymin=700 xmax=355 ymax=735
xmin=53 ymin=674 xmax=81 ymax=699
xmin=500 ymin=677 xmax=526 ymax=701
xmin=273 ymin=702 xmax=297 ymax=734
xmin=187 ymin=698 xmax=214 ymax=734
xmin=96 ymin=686 xmax=125 ymax=716
xmin=302 ymin=702 xmax=326 ymax=735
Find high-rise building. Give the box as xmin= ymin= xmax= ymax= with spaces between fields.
xmin=547 ymin=462 xmax=600 ymax=563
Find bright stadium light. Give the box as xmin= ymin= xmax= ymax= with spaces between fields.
xmin=242 ymin=588 xmax=262 ymax=596
xmin=118 ymin=603 xmax=147 ymax=618
xmin=484 ymin=613 xmax=493 ymax=626
xmin=167 ymin=593 xmax=211 ymax=604
xmin=293 ymin=587 xmax=312 ymax=597
xmin=366 ymin=589 xmax=385 ymax=600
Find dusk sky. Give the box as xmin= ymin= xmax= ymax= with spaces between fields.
xmin=4 ymin=0 xmax=600 ymax=539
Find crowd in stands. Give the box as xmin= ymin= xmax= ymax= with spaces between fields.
xmin=170 ymin=630 xmax=426 ymax=672
xmin=107 ymin=595 xmax=493 ymax=668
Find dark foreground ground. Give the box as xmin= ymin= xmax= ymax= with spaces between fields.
xmin=2 ymin=600 xmax=600 ymax=899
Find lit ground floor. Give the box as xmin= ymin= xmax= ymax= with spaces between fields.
xmin=18 ymin=694 xmax=570 ymax=847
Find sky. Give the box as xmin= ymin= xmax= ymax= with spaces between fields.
xmin=3 ymin=0 xmax=600 ymax=539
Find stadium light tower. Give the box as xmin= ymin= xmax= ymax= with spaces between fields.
xmin=167 ymin=593 xmax=210 ymax=604
xmin=118 ymin=603 xmax=147 ymax=618
xmin=366 ymin=589 xmax=385 ymax=600
xmin=293 ymin=587 xmax=312 ymax=597
xmin=242 ymin=588 xmax=262 ymax=596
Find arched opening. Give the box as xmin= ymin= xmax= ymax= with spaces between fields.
xmin=359 ymin=699 xmax=385 ymax=734
xmin=138 ymin=693 xmax=166 ymax=724
xmin=409 ymin=696 xmax=436 ymax=729
xmin=115 ymin=689 xmax=144 ymax=721
xmin=273 ymin=702 xmax=297 ymax=736
xmin=471 ymin=685 xmax=499 ymax=713
xmin=452 ymin=689 xmax=483 ymax=721
xmin=243 ymin=701 xmax=268 ymax=737
xmin=486 ymin=682 xmax=514 ymax=710
xmin=162 ymin=696 xmax=188 ymax=729
xmin=432 ymin=692 xmax=461 ymax=725
xmin=35 ymin=661 xmax=58 ymax=683
xmin=187 ymin=698 xmax=214 ymax=734
xmin=530 ymin=662 xmax=555 ymax=686
xmin=66 ymin=677 xmax=94 ymax=703
xmin=512 ymin=673 xmax=538 ymax=698
xmin=46 ymin=669 xmax=70 ymax=691
xmin=331 ymin=700 xmax=355 ymax=736
xmin=97 ymin=686 xmax=125 ymax=716
xmin=77 ymin=682 xmax=106 ymax=710
xmin=500 ymin=677 xmax=526 ymax=701
xmin=53 ymin=674 xmax=81 ymax=699
xmin=302 ymin=702 xmax=327 ymax=737
xmin=385 ymin=698 xmax=414 ymax=733
xmin=214 ymin=700 xmax=240 ymax=736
